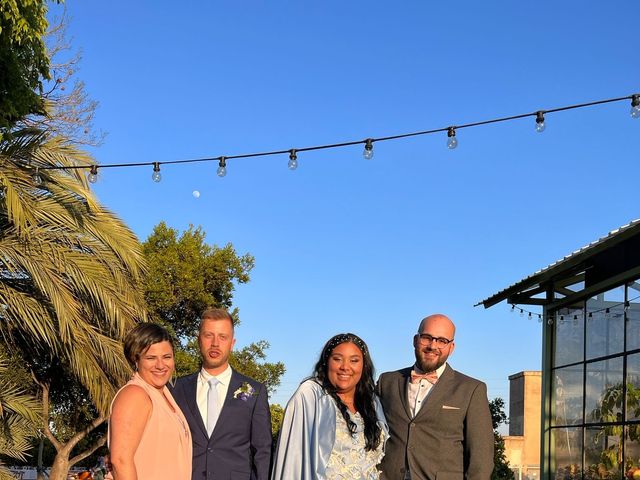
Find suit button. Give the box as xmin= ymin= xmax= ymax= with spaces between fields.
xmin=410 ymin=423 xmax=415 ymax=428
xmin=207 ymin=448 xmax=213 ymax=453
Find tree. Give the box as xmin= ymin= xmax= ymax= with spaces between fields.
xmin=17 ymin=8 xmax=105 ymax=147
xmin=0 ymin=0 xmax=52 ymax=135
xmin=143 ymin=222 xmax=254 ymax=338
xmin=142 ymin=222 xmax=285 ymax=394
xmin=490 ymin=398 xmax=515 ymax=480
xmin=0 ymin=350 xmax=41 ymax=480
xmin=0 ymin=128 xmax=148 ymax=480
xmin=269 ymin=404 xmax=284 ymax=443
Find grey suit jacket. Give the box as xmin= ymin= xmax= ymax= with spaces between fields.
xmin=376 ymin=364 xmax=494 ymax=480
xmin=171 ymin=369 xmax=272 ymax=480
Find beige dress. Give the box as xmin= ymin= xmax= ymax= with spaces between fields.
xmin=110 ymin=373 xmax=192 ymax=480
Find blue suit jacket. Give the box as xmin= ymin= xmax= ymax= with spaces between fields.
xmin=172 ymin=369 xmax=272 ymax=480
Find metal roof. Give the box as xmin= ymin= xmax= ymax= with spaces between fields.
xmin=477 ymin=219 xmax=640 ymax=308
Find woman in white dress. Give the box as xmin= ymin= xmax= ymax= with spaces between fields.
xmin=272 ymin=333 xmax=388 ymax=480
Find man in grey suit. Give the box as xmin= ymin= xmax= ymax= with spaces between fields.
xmin=172 ymin=308 xmax=272 ymax=480
xmin=377 ymin=313 xmax=494 ymax=480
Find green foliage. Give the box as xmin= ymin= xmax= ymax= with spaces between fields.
xmin=0 ymin=0 xmax=53 ymax=135
xmin=0 ymin=349 xmax=41 ymax=478
xmin=143 ymin=222 xmax=254 ymax=338
xmin=490 ymin=398 xmax=515 ymax=480
xmin=0 ymin=128 xmax=147 ymax=414
xmin=586 ymin=381 xmax=640 ymax=479
xmin=269 ymin=403 xmax=284 ymax=442
xmin=142 ymin=222 xmax=284 ymax=398
xmin=0 ymin=128 xmax=148 ymax=479
xmin=230 ymin=341 xmax=285 ymax=396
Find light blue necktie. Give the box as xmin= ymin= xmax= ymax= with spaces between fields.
xmin=207 ymin=377 xmax=220 ymax=436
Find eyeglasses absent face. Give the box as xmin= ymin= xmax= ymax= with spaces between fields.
xmin=415 ymin=333 xmax=454 ymax=349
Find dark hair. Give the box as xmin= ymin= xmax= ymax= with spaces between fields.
xmin=123 ymin=323 xmax=174 ymax=369
xmin=313 ymin=333 xmax=381 ymax=451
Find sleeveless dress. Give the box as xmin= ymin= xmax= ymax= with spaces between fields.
xmin=109 ymin=373 xmax=192 ymax=480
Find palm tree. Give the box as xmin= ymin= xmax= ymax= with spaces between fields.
xmin=0 ymin=128 xmax=147 ymax=480
xmin=0 ymin=356 xmax=41 ymax=480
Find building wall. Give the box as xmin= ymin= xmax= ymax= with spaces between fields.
xmin=505 ymin=371 xmax=541 ymax=480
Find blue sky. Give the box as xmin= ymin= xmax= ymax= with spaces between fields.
xmin=50 ymin=1 xmax=639 ymax=414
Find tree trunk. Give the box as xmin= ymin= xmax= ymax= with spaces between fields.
xmin=36 ymin=437 xmax=45 ymax=480
xmin=48 ymin=454 xmax=70 ymax=480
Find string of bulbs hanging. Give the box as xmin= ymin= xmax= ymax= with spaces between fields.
xmin=509 ymin=294 xmax=639 ymax=325
xmin=31 ymin=93 xmax=640 ymax=186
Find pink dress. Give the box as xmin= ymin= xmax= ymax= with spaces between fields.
xmin=110 ymin=373 xmax=192 ymax=480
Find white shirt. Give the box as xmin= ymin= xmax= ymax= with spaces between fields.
xmin=196 ymin=365 xmax=232 ymax=426
xmin=406 ymin=362 xmax=447 ymax=418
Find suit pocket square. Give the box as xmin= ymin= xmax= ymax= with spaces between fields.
xmin=442 ymin=405 xmax=460 ymax=410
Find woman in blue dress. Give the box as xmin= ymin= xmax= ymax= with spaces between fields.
xmin=271 ymin=333 xmax=388 ymax=480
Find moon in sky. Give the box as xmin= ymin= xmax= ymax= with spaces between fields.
xmin=192 ymin=190 xmax=200 ymax=198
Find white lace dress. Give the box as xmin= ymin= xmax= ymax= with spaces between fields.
xmin=325 ymin=408 xmax=386 ymax=480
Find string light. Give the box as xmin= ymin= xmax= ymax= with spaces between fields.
xmin=151 ymin=162 xmax=161 ymax=183
xmin=631 ymin=95 xmax=640 ymax=119
xmin=363 ymin=139 xmax=374 ymax=160
xmin=535 ymin=111 xmax=546 ymax=133
xmin=28 ymin=93 xmax=638 ymax=180
xmin=288 ymin=149 xmax=298 ymax=170
xmin=447 ymin=127 xmax=458 ymax=149
xmin=32 ymin=167 xmax=43 ymax=186
xmin=508 ymin=294 xmax=639 ymax=326
xmin=88 ymin=165 xmax=98 ymax=184
xmin=217 ymin=157 xmax=227 ymax=178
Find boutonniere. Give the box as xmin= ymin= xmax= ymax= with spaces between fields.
xmin=233 ymin=382 xmax=256 ymax=401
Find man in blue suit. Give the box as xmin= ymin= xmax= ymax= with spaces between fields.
xmin=172 ymin=308 xmax=272 ymax=480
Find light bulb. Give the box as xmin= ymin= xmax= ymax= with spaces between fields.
xmin=33 ymin=168 xmax=43 ymax=186
xmin=217 ymin=157 xmax=227 ymax=178
xmin=288 ymin=150 xmax=298 ymax=170
xmin=363 ymin=139 xmax=374 ymax=160
xmin=447 ymin=128 xmax=458 ymax=149
xmin=152 ymin=162 xmax=162 ymax=183
xmin=631 ymin=95 xmax=640 ymax=119
xmin=535 ymin=111 xmax=546 ymax=133
xmin=88 ymin=165 xmax=98 ymax=184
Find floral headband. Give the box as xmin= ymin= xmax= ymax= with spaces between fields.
xmin=323 ymin=333 xmax=369 ymax=360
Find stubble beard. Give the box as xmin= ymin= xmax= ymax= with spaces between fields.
xmin=415 ymin=347 xmax=445 ymax=373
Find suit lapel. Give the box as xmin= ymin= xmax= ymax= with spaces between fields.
xmin=397 ymin=368 xmax=413 ymax=419
xmin=415 ymin=364 xmax=454 ymax=419
xmin=186 ymin=374 xmax=208 ymax=438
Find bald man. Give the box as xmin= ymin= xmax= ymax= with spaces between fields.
xmin=376 ymin=314 xmax=494 ymax=480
